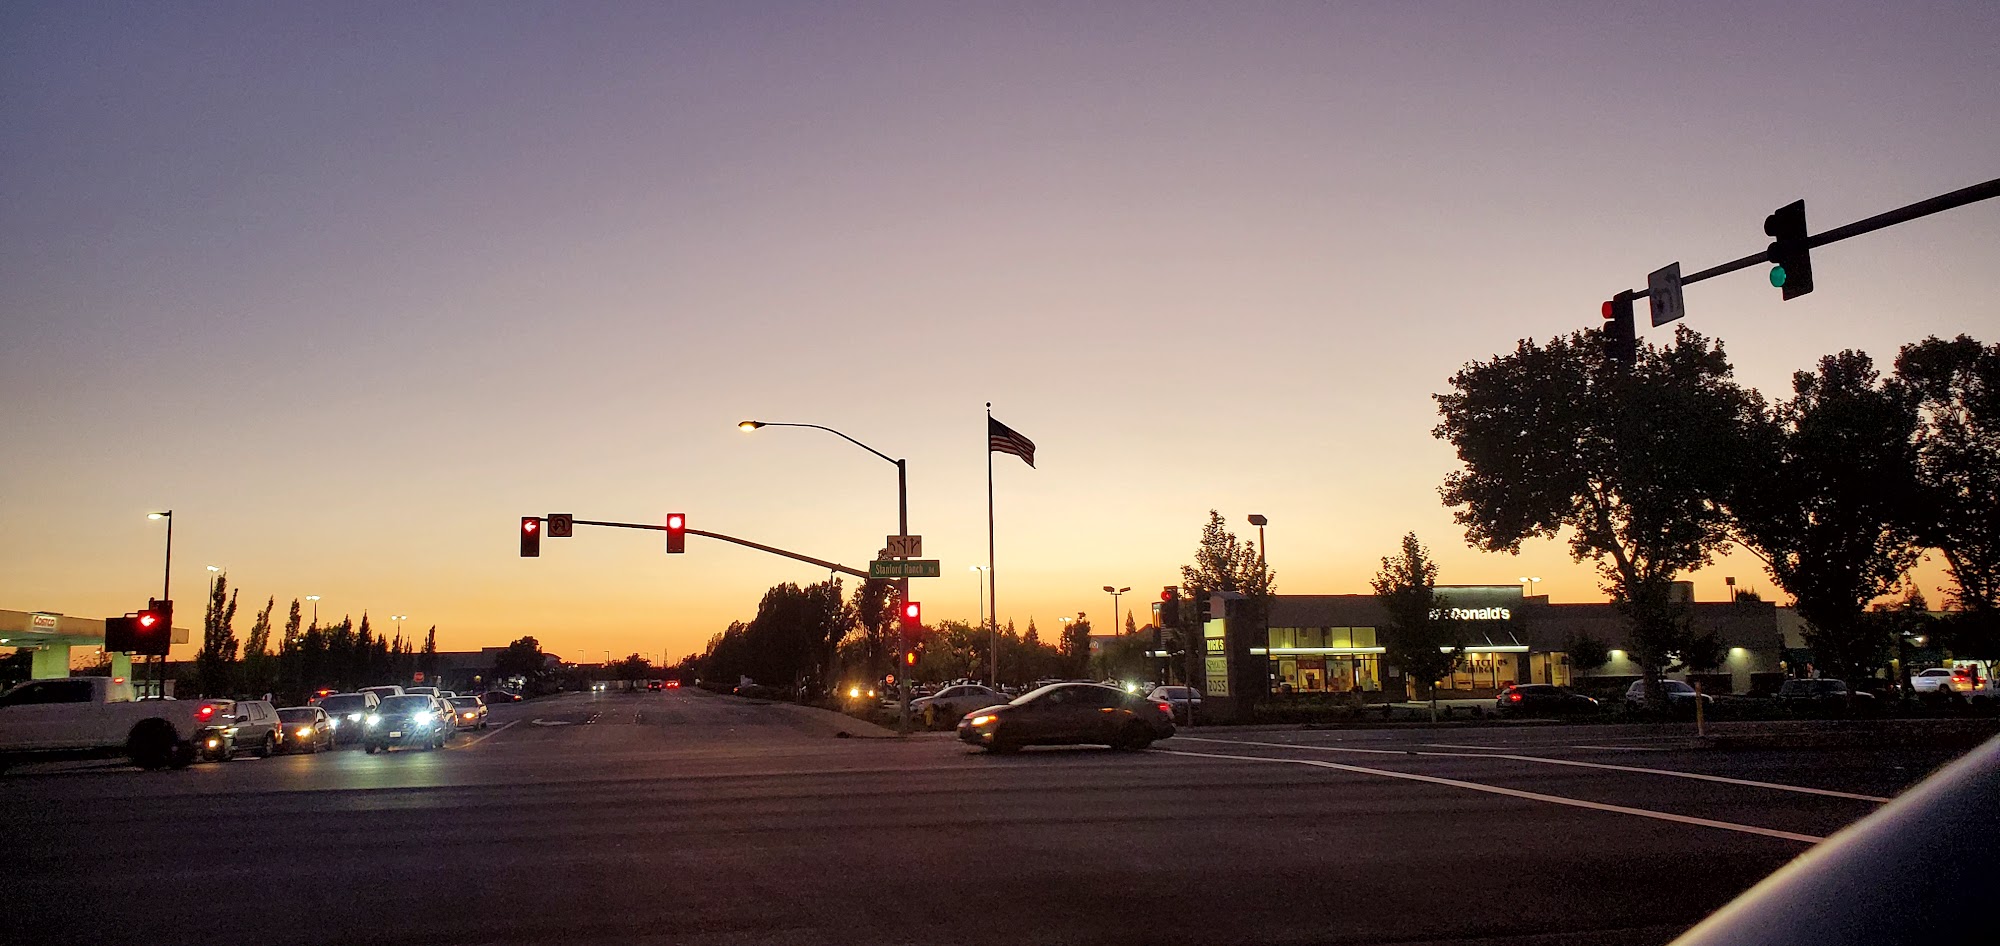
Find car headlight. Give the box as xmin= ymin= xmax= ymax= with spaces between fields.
xmin=296 ymin=726 xmax=314 ymax=738
xmin=329 ymin=719 xmax=339 ymax=729
xmin=347 ymin=712 xmax=363 ymax=721
xmin=413 ymin=711 xmax=433 ymax=723
xmin=463 ymin=712 xmax=476 ymax=719
xmin=968 ymin=714 xmax=997 ymax=727
xmin=365 ymin=714 xmax=381 ymax=727
xmin=848 ymin=687 xmax=860 ymax=698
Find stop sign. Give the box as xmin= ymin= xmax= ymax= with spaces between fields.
xmin=413 ymin=671 xmax=425 ymax=683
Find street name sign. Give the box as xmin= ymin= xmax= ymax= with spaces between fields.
xmin=870 ymin=559 xmax=941 ymax=579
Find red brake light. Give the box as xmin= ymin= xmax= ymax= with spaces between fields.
xmin=1508 ymin=693 xmax=1523 ymax=702
xmin=197 ymin=704 xmax=216 ymax=720
xmin=1157 ymin=702 xmax=1172 ymax=714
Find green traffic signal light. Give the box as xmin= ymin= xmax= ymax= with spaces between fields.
xmin=1770 ymin=264 xmax=1788 ymax=288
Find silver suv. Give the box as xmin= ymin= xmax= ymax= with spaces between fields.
xmin=199 ymin=699 xmax=282 ymax=761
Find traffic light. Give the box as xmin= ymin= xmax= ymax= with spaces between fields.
xmin=1600 ymin=292 xmax=1637 ymax=368
xmin=104 ymin=615 xmax=138 ymax=652
xmin=904 ymin=649 xmax=918 ymax=667
xmin=1158 ymin=587 xmax=1180 ymax=627
xmin=1764 ymin=199 xmax=1814 ymax=300
xmin=520 ymin=517 xmax=541 ymax=557
xmin=666 ymin=513 xmax=685 ymax=554
xmin=901 ymin=600 xmax=921 ymax=627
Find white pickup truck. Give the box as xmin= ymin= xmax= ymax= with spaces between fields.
xmin=0 ymin=676 xmax=233 ymax=772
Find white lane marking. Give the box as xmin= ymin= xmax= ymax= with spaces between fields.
xmin=1179 ymin=735 xmax=1891 ymax=803
xmin=1571 ymin=745 xmax=1670 ymax=752
xmin=1159 ymin=748 xmax=1825 ymax=844
xmin=453 ymin=719 xmax=520 ymax=747
xmin=1422 ymin=743 xmax=1512 ymax=750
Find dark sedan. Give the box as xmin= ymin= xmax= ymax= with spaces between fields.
xmin=363 ymin=695 xmax=450 ymax=753
xmin=957 ymin=683 xmax=1174 ymax=753
xmin=1495 ymin=684 xmax=1600 ymax=718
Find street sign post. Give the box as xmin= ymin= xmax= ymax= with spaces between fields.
xmin=1648 ymin=262 xmax=1685 ymax=327
xmin=548 ymin=513 xmax=574 ymax=538
xmin=870 ymin=559 xmax=941 ymax=579
xmin=884 ymin=535 xmax=922 ymax=557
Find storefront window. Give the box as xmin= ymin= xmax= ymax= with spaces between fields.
xmin=1268 ymin=627 xmax=1296 ymax=649
xmin=1353 ymin=627 xmax=1377 ymax=648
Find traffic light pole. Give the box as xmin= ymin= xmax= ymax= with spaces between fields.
xmin=548 ymin=517 xmax=870 ymax=579
xmin=1611 ymin=177 xmax=1998 ymax=303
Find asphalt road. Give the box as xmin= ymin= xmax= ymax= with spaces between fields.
xmin=0 ymin=688 xmax=1972 ymax=946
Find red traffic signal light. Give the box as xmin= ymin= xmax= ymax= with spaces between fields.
xmin=520 ymin=517 xmax=541 ymax=557
xmin=901 ymin=601 xmax=921 ymax=626
xmin=136 ymin=611 xmax=159 ymax=631
xmin=666 ymin=513 xmax=686 ymax=554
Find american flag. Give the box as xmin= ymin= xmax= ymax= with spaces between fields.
xmin=988 ymin=416 xmax=1035 ymax=468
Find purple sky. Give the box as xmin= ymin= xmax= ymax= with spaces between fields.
xmin=4 ymin=3 xmax=1996 ymax=661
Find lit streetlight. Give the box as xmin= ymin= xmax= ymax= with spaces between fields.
xmin=306 ymin=595 xmax=321 ymax=628
xmin=1519 ymin=576 xmax=1543 ymax=597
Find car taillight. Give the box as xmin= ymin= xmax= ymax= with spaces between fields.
xmin=197 ymin=704 xmax=216 ymax=721
xmin=1508 ymin=693 xmax=1523 ymax=702
xmin=1156 ymin=702 xmax=1172 ymax=715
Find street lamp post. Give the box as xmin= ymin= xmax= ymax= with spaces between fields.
xmin=972 ymin=566 xmax=990 ymax=684
xmin=1103 ymin=586 xmax=1131 ymax=637
xmin=1519 ymin=576 xmax=1542 ymax=598
xmin=1247 ymin=514 xmax=1268 ymax=564
xmin=306 ymin=595 xmax=321 ymax=629
xmin=741 ymin=419 xmax=913 ymax=734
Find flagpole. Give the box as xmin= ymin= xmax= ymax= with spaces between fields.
xmin=987 ymin=403 xmax=998 ymax=687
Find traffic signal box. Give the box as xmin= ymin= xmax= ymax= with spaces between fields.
xmin=106 ymin=599 xmax=173 ymax=656
xmin=1600 ymin=292 xmax=1637 ymax=368
xmin=666 ymin=513 xmax=686 ymax=554
xmin=1764 ymin=199 xmax=1814 ymax=300
xmin=520 ymin=517 xmax=541 ymax=557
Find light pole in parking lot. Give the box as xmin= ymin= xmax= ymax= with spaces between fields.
xmin=306 ymin=595 xmax=321 ymax=629
xmin=1103 ymin=586 xmax=1130 ymax=638
xmin=972 ymin=565 xmax=990 ymax=683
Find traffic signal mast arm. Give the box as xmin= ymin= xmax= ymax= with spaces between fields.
xmin=1611 ymin=177 xmax=1999 ymax=302
xmin=532 ymin=516 xmax=870 ymax=579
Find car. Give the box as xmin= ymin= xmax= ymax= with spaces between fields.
xmin=481 ymin=690 xmax=522 ymax=704
xmin=1496 ymin=684 xmax=1600 ymax=718
xmin=308 ymin=691 xmax=380 ymax=744
xmin=447 ymin=696 xmax=488 ymax=730
xmin=646 ymin=680 xmax=662 ymax=691
xmin=1910 ymin=668 xmax=1958 ymax=694
xmin=664 ymin=680 xmax=681 ymax=689
xmin=0 ymin=677 xmax=227 ymax=771
xmin=405 ymin=686 xmax=440 ymax=698
xmin=1621 ymin=679 xmax=1715 ymax=714
xmin=913 ymin=684 xmax=1008 ymax=729
xmin=363 ymin=695 xmax=450 ymax=752
xmin=199 ymin=700 xmax=282 ymax=761
xmin=426 ymin=695 xmax=460 ymax=739
xmin=275 ymin=706 xmax=333 ymax=753
xmin=957 ymin=682 xmax=1176 ymax=753
xmin=1776 ymin=678 xmax=1877 ymax=717
xmin=1146 ymin=685 xmax=1204 ymax=724
xmin=357 ymin=685 xmax=404 ymax=705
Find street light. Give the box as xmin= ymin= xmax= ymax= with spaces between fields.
xmin=144 ymin=511 xmax=173 ymax=699
xmin=971 ymin=565 xmax=991 ymax=683
xmin=1247 ymin=514 xmax=1268 ymax=563
xmin=739 ymin=418 xmax=913 ymax=733
xmin=306 ymin=595 xmax=321 ymax=628
xmin=1103 ymin=586 xmax=1131 ymax=636
xmin=1519 ymin=576 xmax=1542 ymax=597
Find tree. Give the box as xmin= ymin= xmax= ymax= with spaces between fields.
xmin=1730 ymin=351 xmax=1923 ymax=680
xmin=1564 ymin=631 xmax=1611 ymax=680
xmin=494 ymin=636 xmax=549 ymax=689
xmin=420 ymin=625 xmax=439 ymax=680
xmin=612 ymin=653 xmax=652 ymax=683
xmin=195 ymin=575 xmax=240 ymax=696
xmin=1897 ymin=335 xmax=2000 ymax=662
xmin=1124 ymin=611 xmax=1137 ymax=635
xmin=1435 ymin=326 xmax=1758 ymax=704
xmin=850 ymin=579 xmax=896 ymax=685
xmin=241 ymin=597 xmax=277 ymax=697
xmin=1058 ymin=615 xmax=1092 ymax=678
xmin=1371 ymin=533 xmax=1464 ymax=721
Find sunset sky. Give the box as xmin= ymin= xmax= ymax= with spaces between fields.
xmin=4 ymin=3 xmax=1995 ymax=663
